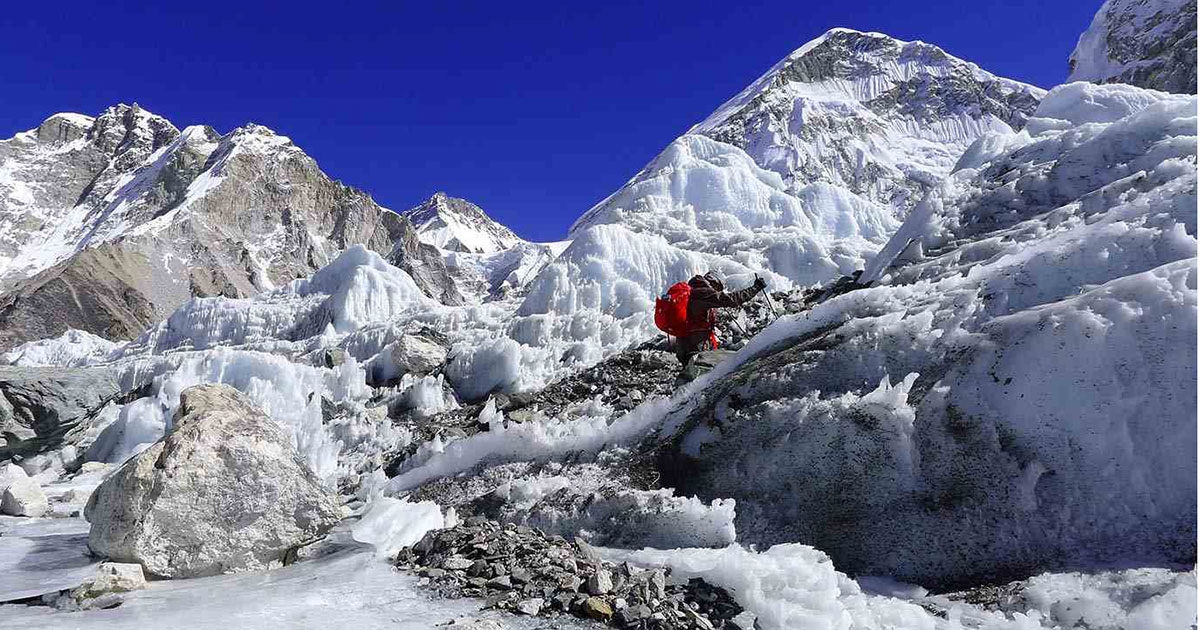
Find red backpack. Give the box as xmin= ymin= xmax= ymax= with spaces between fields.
xmin=654 ymin=282 xmax=693 ymax=337
xmin=654 ymin=281 xmax=719 ymax=348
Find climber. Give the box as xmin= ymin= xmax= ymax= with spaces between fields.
xmin=655 ymin=271 xmax=766 ymax=371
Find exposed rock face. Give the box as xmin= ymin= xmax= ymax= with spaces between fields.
xmin=0 ymin=104 xmax=462 ymax=351
xmin=1069 ymin=0 xmax=1197 ymax=93
xmin=0 ymin=365 xmax=120 ymax=460
xmin=403 ymin=192 xmax=522 ymax=255
xmin=84 ymin=383 xmax=342 ymax=578
xmin=386 ymin=215 xmax=466 ymax=306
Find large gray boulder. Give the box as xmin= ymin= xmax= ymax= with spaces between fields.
xmin=369 ymin=333 xmax=450 ymax=385
xmin=84 ymin=384 xmax=342 ymax=578
xmin=0 ymin=366 xmax=120 ymax=460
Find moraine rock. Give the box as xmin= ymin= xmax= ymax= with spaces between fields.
xmin=369 ymin=333 xmax=449 ymax=385
xmin=1 ymin=474 xmax=49 ymax=516
xmin=70 ymin=562 xmax=146 ymax=603
xmin=84 ymin=383 xmax=342 ymax=577
xmin=0 ymin=365 xmax=120 ymax=460
xmin=397 ymin=517 xmax=743 ymax=629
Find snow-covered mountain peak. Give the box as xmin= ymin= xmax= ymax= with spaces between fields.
xmin=1068 ymin=0 xmax=1196 ymax=93
xmin=689 ymin=27 xmax=1044 ymax=214
xmin=564 ymin=28 xmax=1044 ymax=294
xmin=402 ymin=192 xmax=522 ymax=254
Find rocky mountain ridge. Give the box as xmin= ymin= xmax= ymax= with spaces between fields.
xmin=0 ymin=104 xmax=462 ymax=351
xmin=1069 ymin=0 xmax=1197 ymax=93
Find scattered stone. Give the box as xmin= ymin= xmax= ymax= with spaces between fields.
xmin=586 ymin=567 xmax=613 ymax=595
xmin=583 ymin=596 xmax=613 ymax=620
xmin=515 ymin=597 xmax=543 ymax=615
xmin=378 ymin=334 xmax=448 ymax=382
xmin=71 ymin=562 xmax=146 ymax=601
xmin=443 ymin=555 xmax=473 ymax=571
xmin=509 ymin=567 xmax=531 ymax=584
xmin=442 ymin=618 xmax=506 ymax=629
xmin=396 ymin=516 xmax=742 ymax=629
xmin=2 ymin=475 xmax=48 ymax=516
xmin=79 ymin=592 xmax=125 ymax=610
xmin=557 ymin=573 xmax=582 ymax=591
xmin=616 ymin=602 xmax=651 ymax=625
xmin=84 ymin=384 xmax=342 ymax=577
xmin=487 ymin=575 xmax=512 ymax=590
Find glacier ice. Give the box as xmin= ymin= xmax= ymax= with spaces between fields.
xmin=650 ymin=82 xmax=1197 ymax=584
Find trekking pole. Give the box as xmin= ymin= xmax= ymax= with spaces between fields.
xmin=729 ymin=312 xmax=749 ymax=338
xmin=757 ymin=274 xmax=780 ymax=323
xmin=764 ymin=290 xmax=779 ymax=322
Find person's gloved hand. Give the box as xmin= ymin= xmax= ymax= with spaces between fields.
xmin=753 ymin=276 xmax=767 ymax=293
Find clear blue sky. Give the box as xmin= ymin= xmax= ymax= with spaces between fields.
xmin=2 ymin=1 xmax=1100 ymax=241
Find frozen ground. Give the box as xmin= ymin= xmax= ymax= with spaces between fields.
xmin=0 ymin=514 xmax=592 ymax=630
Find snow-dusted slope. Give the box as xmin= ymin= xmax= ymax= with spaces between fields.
xmin=0 ymin=105 xmax=460 ymax=351
xmin=1069 ymin=0 xmax=1197 ymax=93
xmin=0 ymin=105 xmax=179 ymax=286
xmin=657 ymin=81 xmax=1197 ymax=586
xmin=403 ymin=192 xmax=522 ymax=254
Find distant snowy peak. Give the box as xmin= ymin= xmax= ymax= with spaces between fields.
xmin=402 ymin=192 xmax=522 ymax=254
xmin=0 ymin=104 xmax=461 ymax=351
xmin=565 ymin=28 xmax=1042 ymax=289
xmin=1068 ymin=0 xmax=1196 ymax=94
xmin=692 ymin=27 xmax=1045 ymax=213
